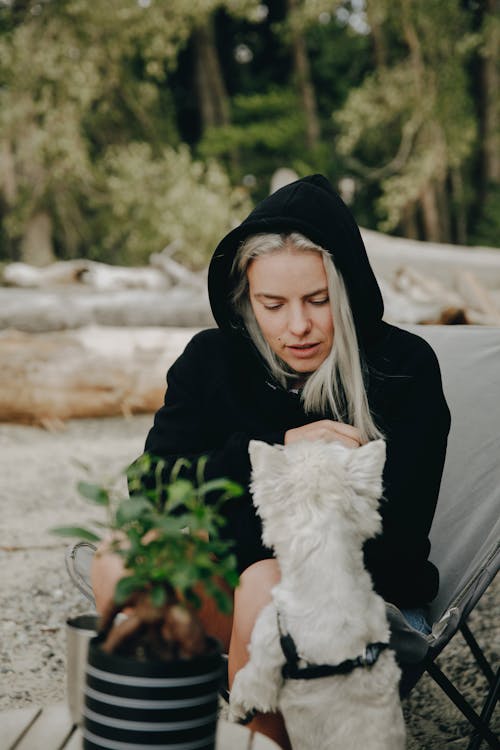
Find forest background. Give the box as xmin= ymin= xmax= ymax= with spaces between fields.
xmin=0 ymin=0 xmax=499 ymax=273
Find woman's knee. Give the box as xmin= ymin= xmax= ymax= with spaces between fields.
xmin=232 ymin=559 xmax=281 ymax=644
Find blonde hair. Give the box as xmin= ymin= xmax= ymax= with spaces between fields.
xmin=231 ymin=232 xmax=383 ymax=442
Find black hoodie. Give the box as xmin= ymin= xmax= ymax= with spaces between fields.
xmin=143 ymin=175 xmax=451 ymax=608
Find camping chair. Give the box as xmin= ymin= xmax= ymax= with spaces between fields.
xmin=66 ymin=324 xmax=499 ymax=749
xmin=397 ymin=324 xmax=500 ymax=749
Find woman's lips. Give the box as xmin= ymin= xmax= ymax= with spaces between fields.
xmin=286 ymin=343 xmax=320 ymax=358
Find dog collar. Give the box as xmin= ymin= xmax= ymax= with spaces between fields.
xmin=278 ymin=618 xmax=390 ymax=680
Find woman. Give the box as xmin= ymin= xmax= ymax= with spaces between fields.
xmin=93 ymin=175 xmax=450 ymax=749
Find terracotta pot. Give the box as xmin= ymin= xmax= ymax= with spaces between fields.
xmin=83 ymin=636 xmax=223 ymax=750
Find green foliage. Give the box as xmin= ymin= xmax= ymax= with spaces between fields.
xmin=1 ymin=0 xmax=498 ymax=258
xmin=199 ymin=87 xmax=315 ymax=195
xmin=92 ymin=142 xmax=251 ymax=267
xmin=334 ymin=0 xmax=481 ymax=238
xmin=201 ymin=88 xmax=303 ymax=152
xmin=0 ymin=0 xmax=256 ymax=262
xmin=52 ymin=454 xmax=242 ymax=615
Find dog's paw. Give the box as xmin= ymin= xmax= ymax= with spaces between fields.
xmin=228 ymin=700 xmax=253 ymax=724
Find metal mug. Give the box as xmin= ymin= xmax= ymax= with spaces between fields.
xmin=66 ymin=613 xmax=99 ymax=726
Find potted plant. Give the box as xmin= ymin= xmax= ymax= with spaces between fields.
xmin=53 ymin=454 xmax=241 ymax=750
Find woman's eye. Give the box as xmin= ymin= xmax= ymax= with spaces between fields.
xmin=310 ymin=298 xmax=329 ymax=306
xmin=264 ymin=303 xmax=283 ymax=310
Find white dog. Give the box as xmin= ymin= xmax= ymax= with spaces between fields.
xmin=229 ymin=438 xmax=406 ymax=750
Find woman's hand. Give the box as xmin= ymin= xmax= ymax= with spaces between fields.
xmin=284 ymin=420 xmax=363 ymax=448
xmin=91 ymin=535 xmax=129 ymax=616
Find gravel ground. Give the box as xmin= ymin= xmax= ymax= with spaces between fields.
xmin=1 ymin=415 xmax=498 ymax=748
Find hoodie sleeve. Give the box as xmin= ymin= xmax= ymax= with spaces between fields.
xmin=131 ymin=333 xmax=285 ymax=500
xmin=364 ymin=338 xmax=451 ymax=608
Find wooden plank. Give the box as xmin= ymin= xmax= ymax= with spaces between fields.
xmin=216 ymin=720 xmax=252 ymax=749
xmin=63 ymin=721 xmax=281 ymax=750
xmin=0 ymin=707 xmax=280 ymax=750
xmin=13 ymin=703 xmax=73 ymax=750
xmin=2 ymin=705 xmax=40 ymax=750
xmin=61 ymin=727 xmax=82 ymax=750
xmin=249 ymin=729 xmax=282 ymax=748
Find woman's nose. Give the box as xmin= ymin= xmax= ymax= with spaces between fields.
xmin=288 ymin=305 xmax=311 ymax=336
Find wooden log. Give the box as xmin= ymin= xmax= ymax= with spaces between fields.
xmin=0 ymin=326 xmax=199 ymax=425
xmin=361 ymin=227 xmax=500 ymax=289
xmin=379 ymin=267 xmax=468 ymax=325
xmin=2 ymin=260 xmax=89 ymax=287
xmin=149 ymin=252 xmax=206 ymax=290
xmin=455 ymin=270 xmax=500 ymax=325
xmin=79 ymin=263 xmax=170 ymax=291
xmin=0 ymin=287 xmax=214 ymax=332
xmin=2 ymin=260 xmax=170 ymax=290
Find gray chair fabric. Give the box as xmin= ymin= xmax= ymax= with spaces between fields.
xmin=399 ymin=325 xmax=499 ymax=748
xmin=404 ymin=326 xmax=500 ymax=652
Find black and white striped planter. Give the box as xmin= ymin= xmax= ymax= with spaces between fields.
xmin=83 ymin=636 xmax=223 ymax=750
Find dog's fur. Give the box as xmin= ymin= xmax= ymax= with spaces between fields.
xmin=229 ymin=439 xmax=406 ymax=749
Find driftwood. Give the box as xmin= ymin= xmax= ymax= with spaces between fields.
xmin=2 ymin=260 xmax=90 ymax=287
xmin=0 ymin=287 xmax=214 ymax=332
xmin=2 ymin=260 xmax=170 ymax=291
xmin=0 ymin=326 xmax=198 ymax=425
xmin=381 ymin=266 xmax=500 ymax=325
xmin=79 ymin=264 xmax=169 ymax=291
xmin=362 ymin=228 xmax=500 ymax=290
xmin=149 ymin=250 xmax=206 ymax=291
xmin=2 ymin=231 xmax=500 ymax=332
xmin=455 ymin=271 xmax=500 ymax=325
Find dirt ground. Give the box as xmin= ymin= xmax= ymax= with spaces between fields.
xmin=0 ymin=415 xmax=498 ymax=749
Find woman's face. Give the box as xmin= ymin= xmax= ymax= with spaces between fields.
xmin=247 ymin=246 xmax=334 ymax=373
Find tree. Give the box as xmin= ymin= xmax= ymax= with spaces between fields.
xmin=286 ymin=0 xmax=323 ymax=149
xmin=470 ymin=0 xmax=500 ymax=245
xmin=198 ymin=1 xmax=371 ymax=197
xmin=335 ymin=0 xmax=479 ymax=243
xmin=0 ymin=0 xmax=258 ymax=263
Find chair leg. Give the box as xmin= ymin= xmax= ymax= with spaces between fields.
xmin=467 ymin=668 xmax=500 ymax=750
xmin=425 ymin=661 xmax=500 ymax=750
xmin=460 ymin=622 xmax=496 ymax=685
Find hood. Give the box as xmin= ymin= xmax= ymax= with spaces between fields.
xmin=208 ymin=174 xmax=384 ymax=346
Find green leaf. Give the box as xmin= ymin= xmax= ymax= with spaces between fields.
xmin=150 ymin=585 xmax=167 ymax=608
xmin=50 ymin=526 xmax=101 ymax=543
xmin=77 ymin=481 xmax=110 ymax=506
xmin=169 ymin=457 xmax=191 ymax=483
xmin=115 ymin=497 xmax=152 ymax=526
xmin=198 ymin=478 xmax=244 ymax=499
xmin=114 ymin=575 xmax=144 ymax=604
xmin=155 ymin=515 xmax=188 ymax=534
xmin=166 ymin=479 xmax=195 ymax=511
xmin=195 ymin=456 xmax=208 ymax=487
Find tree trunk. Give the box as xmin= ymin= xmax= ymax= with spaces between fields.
xmin=451 ymin=167 xmax=468 ymax=245
xmin=20 ymin=211 xmax=56 ymax=266
xmin=436 ymin=178 xmax=452 ymax=243
xmin=0 ymin=139 xmax=17 ymax=204
xmin=401 ymin=0 xmax=425 ymax=96
xmin=366 ymin=0 xmax=387 ymax=68
xmin=419 ymin=183 xmax=442 ymax=242
xmin=192 ymin=18 xmax=230 ymax=132
xmin=286 ymin=0 xmax=321 ymax=149
xmin=400 ymin=203 xmax=419 ymax=239
xmin=480 ymin=0 xmax=500 ymax=187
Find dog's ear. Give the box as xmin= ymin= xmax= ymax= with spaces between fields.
xmin=347 ymin=439 xmax=386 ymax=499
xmin=248 ymin=440 xmax=282 ymax=476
